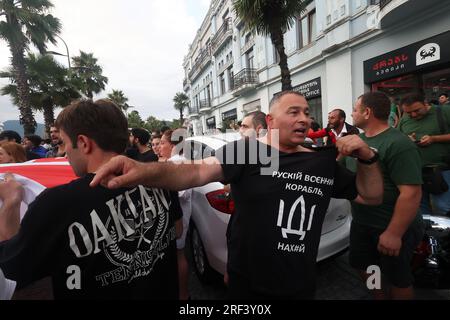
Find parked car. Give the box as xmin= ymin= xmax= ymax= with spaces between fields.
xmin=183 ymin=133 xmax=352 ymax=283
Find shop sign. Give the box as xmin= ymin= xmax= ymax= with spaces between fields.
xmin=206 ymin=117 xmax=216 ymax=126
xmin=222 ymin=108 xmax=237 ymax=120
xmin=274 ymin=77 xmax=321 ymax=100
xmin=364 ymin=31 xmax=450 ymax=83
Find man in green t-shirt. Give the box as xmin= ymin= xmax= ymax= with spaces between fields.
xmin=398 ymin=93 xmax=450 ymax=216
xmin=346 ymin=91 xmax=423 ymax=300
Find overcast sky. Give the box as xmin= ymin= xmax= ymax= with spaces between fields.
xmin=0 ymin=0 xmax=210 ymax=125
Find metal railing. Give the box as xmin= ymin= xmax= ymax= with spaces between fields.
xmin=232 ymin=68 xmax=258 ymax=90
xmin=189 ymin=45 xmax=212 ymax=80
xmin=240 ymin=36 xmax=255 ymax=55
xmin=211 ymin=18 xmax=233 ymax=54
xmin=188 ymin=106 xmax=199 ymax=115
xmin=199 ymin=99 xmax=211 ymax=110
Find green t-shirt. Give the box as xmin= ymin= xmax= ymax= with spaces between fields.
xmin=342 ymin=127 xmax=423 ymax=229
xmin=398 ymin=105 xmax=450 ymax=167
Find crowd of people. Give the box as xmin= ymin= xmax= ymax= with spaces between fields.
xmin=0 ymin=89 xmax=448 ymax=300
xmin=0 ymin=126 xmax=65 ymax=165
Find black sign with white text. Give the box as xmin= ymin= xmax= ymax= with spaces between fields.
xmin=364 ymin=30 xmax=450 ymax=83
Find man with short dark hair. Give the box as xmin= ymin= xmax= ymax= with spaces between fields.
xmin=239 ymin=111 xmax=267 ymax=138
xmin=347 ymin=91 xmax=423 ymax=299
xmin=398 ymin=93 xmax=450 ymax=216
xmin=91 ymin=91 xmax=384 ymax=299
xmin=128 ymin=128 xmax=158 ymax=162
xmin=439 ymin=93 xmax=449 ymax=105
xmin=328 ymin=108 xmax=360 ymax=138
xmin=0 ymin=99 xmax=182 ymax=299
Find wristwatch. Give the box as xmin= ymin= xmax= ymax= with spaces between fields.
xmin=357 ymin=147 xmax=379 ymax=165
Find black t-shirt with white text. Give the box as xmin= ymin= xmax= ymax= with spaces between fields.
xmin=216 ymin=139 xmax=357 ymax=296
xmin=0 ymin=174 xmax=182 ymax=299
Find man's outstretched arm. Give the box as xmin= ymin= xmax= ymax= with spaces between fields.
xmin=91 ymin=155 xmax=224 ymax=191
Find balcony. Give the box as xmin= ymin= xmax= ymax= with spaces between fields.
xmin=240 ymin=36 xmax=255 ymax=55
xmin=217 ymin=58 xmax=233 ymax=76
xmin=211 ymin=18 xmax=233 ymax=55
xmin=231 ymin=68 xmax=258 ymax=97
xmin=199 ymin=99 xmax=212 ymax=113
xmin=370 ymin=0 xmax=441 ymax=28
xmin=188 ymin=45 xmax=212 ymax=81
xmin=188 ymin=106 xmax=200 ymax=119
xmin=183 ymin=78 xmax=190 ymax=92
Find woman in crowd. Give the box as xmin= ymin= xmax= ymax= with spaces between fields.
xmin=159 ymin=129 xmax=192 ymax=300
xmin=0 ymin=142 xmax=27 ymax=164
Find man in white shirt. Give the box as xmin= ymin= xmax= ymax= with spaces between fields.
xmin=328 ymin=108 xmax=360 ymax=138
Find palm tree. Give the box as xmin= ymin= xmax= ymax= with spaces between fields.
xmin=233 ymin=0 xmax=312 ymax=91
xmin=0 ymin=0 xmax=61 ymax=134
xmin=1 ymin=53 xmax=80 ymax=136
xmin=173 ymin=92 xmax=189 ymax=123
xmin=107 ymin=89 xmax=130 ymax=113
xmin=71 ymin=51 xmax=108 ymax=99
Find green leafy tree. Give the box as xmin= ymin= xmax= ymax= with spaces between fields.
xmin=71 ymin=51 xmax=108 ymax=99
xmin=107 ymin=89 xmax=130 ymax=113
xmin=170 ymin=119 xmax=183 ymax=129
xmin=1 ymin=53 xmax=80 ymax=136
xmin=0 ymin=0 xmax=61 ymax=134
xmin=233 ymin=0 xmax=312 ymax=91
xmin=127 ymin=110 xmax=144 ymax=129
xmin=173 ymin=92 xmax=189 ymax=122
xmin=144 ymin=115 xmax=163 ymax=133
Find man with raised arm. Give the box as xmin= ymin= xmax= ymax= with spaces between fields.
xmin=91 ymin=91 xmax=383 ymax=299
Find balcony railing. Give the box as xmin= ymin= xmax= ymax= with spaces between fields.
xmin=188 ymin=106 xmax=200 ymax=118
xmin=240 ymin=36 xmax=255 ymax=55
xmin=231 ymin=68 xmax=258 ymax=96
xmin=199 ymin=99 xmax=212 ymax=112
xmin=183 ymin=78 xmax=189 ymax=91
xmin=211 ymin=18 xmax=233 ymax=55
xmin=232 ymin=68 xmax=258 ymax=89
xmin=217 ymin=58 xmax=233 ymax=76
xmin=188 ymin=45 xmax=212 ymax=81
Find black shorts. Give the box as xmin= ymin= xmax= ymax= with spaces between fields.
xmin=349 ymin=221 xmax=424 ymax=288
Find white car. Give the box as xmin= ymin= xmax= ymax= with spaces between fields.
xmin=184 ymin=133 xmax=352 ymax=283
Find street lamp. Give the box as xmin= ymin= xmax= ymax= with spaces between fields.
xmin=46 ymin=35 xmax=71 ymax=69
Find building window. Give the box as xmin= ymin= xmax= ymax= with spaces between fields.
xmin=219 ymin=73 xmax=226 ymax=95
xmin=246 ymin=48 xmax=254 ymax=69
xmin=298 ymin=10 xmax=316 ymax=49
xmin=227 ymin=67 xmax=234 ymax=90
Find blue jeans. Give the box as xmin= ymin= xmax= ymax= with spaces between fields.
xmin=420 ymin=170 xmax=450 ymax=216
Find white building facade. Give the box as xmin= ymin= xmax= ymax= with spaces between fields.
xmin=183 ymin=0 xmax=450 ymax=135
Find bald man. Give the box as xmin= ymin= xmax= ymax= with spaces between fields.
xmin=90 ymin=91 xmax=383 ymax=299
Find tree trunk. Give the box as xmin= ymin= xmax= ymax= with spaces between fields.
xmin=271 ymin=28 xmax=292 ymax=91
xmin=179 ymin=108 xmax=184 ymax=123
xmin=10 ymin=42 xmax=36 ymax=135
xmin=43 ymin=101 xmax=55 ymax=139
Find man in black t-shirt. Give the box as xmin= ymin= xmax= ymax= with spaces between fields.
xmin=128 ymin=128 xmax=158 ymax=162
xmin=0 ymin=100 xmax=181 ymax=299
xmin=91 ymin=91 xmax=384 ymax=299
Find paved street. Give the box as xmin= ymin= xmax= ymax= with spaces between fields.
xmin=188 ymin=251 xmax=450 ymax=300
